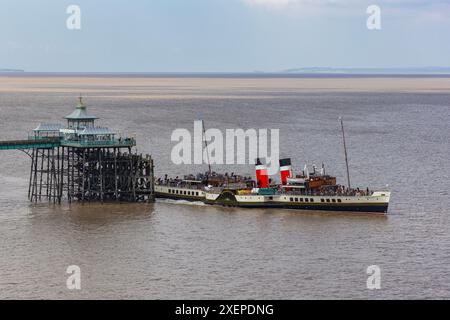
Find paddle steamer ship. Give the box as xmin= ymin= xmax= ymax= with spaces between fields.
xmin=155 ymin=119 xmax=390 ymax=214
xmin=155 ymin=159 xmax=390 ymax=213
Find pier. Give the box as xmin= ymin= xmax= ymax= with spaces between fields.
xmin=0 ymin=98 xmax=155 ymax=203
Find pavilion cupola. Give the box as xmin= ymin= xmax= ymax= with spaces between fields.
xmin=64 ymin=96 xmax=98 ymax=129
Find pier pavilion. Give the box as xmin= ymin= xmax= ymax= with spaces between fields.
xmin=0 ymin=98 xmax=154 ymax=203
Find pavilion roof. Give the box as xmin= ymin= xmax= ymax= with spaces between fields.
xmin=34 ymin=123 xmax=65 ymax=132
xmin=78 ymin=127 xmax=115 ymax=136
xmin=64 ymin=97 xmax=98 ymax=121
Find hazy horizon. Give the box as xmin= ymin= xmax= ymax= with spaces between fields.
xmin=3 ymin=67 xmax=450 ymax=75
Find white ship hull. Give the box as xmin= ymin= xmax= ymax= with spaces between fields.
xmin=204 ymin=190 xmax=390 ymax=213
xmin=155 ymin=185 xmax=390 ymax=213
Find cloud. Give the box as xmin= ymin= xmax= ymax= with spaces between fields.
xmin=242 ymin=0 xmax=353 ymax=8
xmin=244 ymin=0 xmax=296 ymax=6
xmin=240 ymin=0 xmax=450 ymax=22
xmin=242 ymin=0 xmax=450 ymax=8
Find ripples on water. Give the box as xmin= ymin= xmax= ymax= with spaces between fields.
xmin=0 ymin=77 xmax=449 ymax=299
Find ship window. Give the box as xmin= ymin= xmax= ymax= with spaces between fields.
xmin=310 ymin=198 xmax=314 ymax=202
xmin=295 ymin=197 xmax=298 ymax=202
xmin=168 ymin=189 xmax=171 ymax=193
xmin=305 ymin=198 xmax=309 ymax=202
xmin=184 ymin=191 xmax=187 ymax=195
xmin=290 ymin=197 xmax=293 ymax=202
xmin=326 ymin=199 xmax=330 ymax=202
xmin=321 ymin=199 xmax=325 ymax=202
xmin=300 ymin=198 xmax=303 ymax=202
xmin=176 ymin=190 xmax=178 ymax=194
xmin=337 ymin=199 xmax=342 ymax=203
xmin=332 ymin=199 xmax=336 ymax=203
xmin=196 ymin=192 xmax=199 ymax=196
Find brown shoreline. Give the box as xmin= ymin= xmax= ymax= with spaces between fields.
xmin=1 ymin=76 xmax=450 ymax=97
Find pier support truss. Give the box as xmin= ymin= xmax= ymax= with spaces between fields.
xmin=29 ymin=146 xmax=154 ymax=203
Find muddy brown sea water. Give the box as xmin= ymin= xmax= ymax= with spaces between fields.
xmin=0 ymin=75 xmax=449 ymax=299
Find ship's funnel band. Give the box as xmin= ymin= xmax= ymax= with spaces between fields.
xmin=255 ymin=164 xmax=267 ymax=171
xmin=279 ymin=165 xmax=292 ymax=172
xmin=279 ymin=158 xmax=292 ymax=185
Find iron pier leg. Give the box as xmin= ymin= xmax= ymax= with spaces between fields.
xmin=28 ymin=149 xmax=35 ymax=200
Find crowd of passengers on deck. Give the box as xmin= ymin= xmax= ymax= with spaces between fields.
xmin=156 ymin=172 xmax=373 ymax=197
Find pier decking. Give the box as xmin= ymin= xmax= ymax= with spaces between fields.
xmin=0 ymin=138 xmax=61 ymax=150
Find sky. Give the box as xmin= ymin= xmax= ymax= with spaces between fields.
xmin=1 ymin=0 xmax=450 ymax=72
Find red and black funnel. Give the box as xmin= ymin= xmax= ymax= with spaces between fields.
xmin=279 ymin=158 xmax=292 ymax=185
xmin=255 ymin=158 xmax=269 ymax=188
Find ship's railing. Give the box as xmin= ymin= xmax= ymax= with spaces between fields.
xmin=156 ymin=179 xmax=377 ymax=197
xmin=155 ymin=181 xmax=206 ymax=190
xmin=205 ymin=187 xmax=226 ymax=194
xmin=281 ymin=189 xmax=374 ymax=197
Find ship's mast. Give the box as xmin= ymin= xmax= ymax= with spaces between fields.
xmin=339 ymin=117 xmax=351 ymax=189
xmin=201 ymin=119 xmax=212 ymax=176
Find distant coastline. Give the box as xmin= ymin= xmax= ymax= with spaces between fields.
xmin=1 ymin=67 xmax=450 ymax=78
xmin=0 ymin=69 xmax=25 ymax=73
xmin=1 ymin=73 xmax=450 ymax=79
xmin=281 ymin=66 xmax=450 ymax=75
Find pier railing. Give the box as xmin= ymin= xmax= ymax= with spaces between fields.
xmin=1 ymin=136 xmax=136 ymax=150
xmin=61 ymin=138 xmax=136 ymax=148
xmin=0 ymin=137 xmax=61 ymax=150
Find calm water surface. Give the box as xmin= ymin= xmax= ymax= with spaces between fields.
xmin=0 ymin=76 xmax=449 ymax=299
